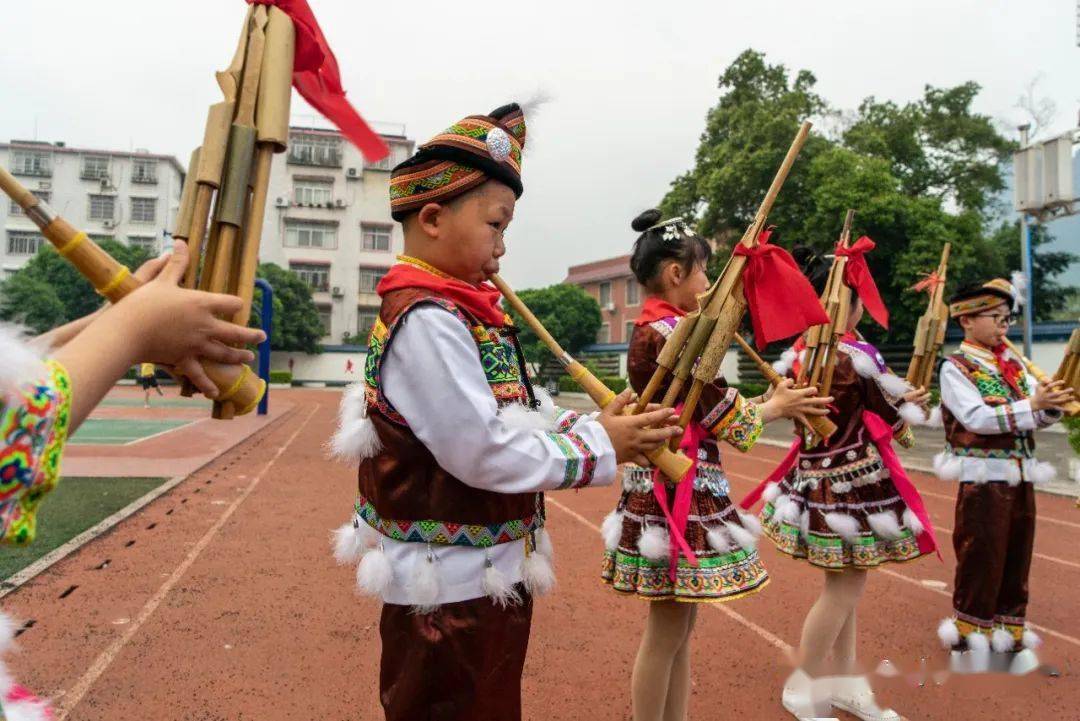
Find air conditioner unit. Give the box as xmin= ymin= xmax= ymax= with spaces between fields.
xmin=346 ymin=167 xmax=359 ymax=179
xmin=334 ymin=199 xmax=346 ymax=208
xmin=38 ymin=181 xmax=51 ymax=190
xmin=603 ymin=303 xmax=616 ymax=312
xmin=331 ymin=286 xmax=344 ymax=298
xmin=99 ymin=176 xmax=111 ymax=189
xmin=275 ymin=196 xmax=289 ymax=208
xmin=103 ymin=219 xmax=116 ymax=229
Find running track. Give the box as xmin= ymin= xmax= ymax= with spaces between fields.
xmin=1 ymin=390 xmax=1076 ymax=720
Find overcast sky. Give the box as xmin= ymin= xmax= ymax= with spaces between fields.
xmin=2 ymin=0 xmax=1077 ymax=289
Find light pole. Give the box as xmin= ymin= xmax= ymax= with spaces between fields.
xmin=1018 ymin=124 xmax=1035 ymax=357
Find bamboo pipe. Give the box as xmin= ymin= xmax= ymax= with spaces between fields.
xmin=732 ymin=333 xmax=837 ymax=440
xmin=635 ymin=120 xmax=813 ymax=415
xmin=1003 ymin=338 xmax=1080 ymax=416
xmin=172 ymin=148 xmax=201 ymax=244
xmin=0 ymin=167 xmax=266 ymax=416
xmin=905 ymin=243 xmax=951 ymax=391
xmin=490 ymin=274 xmax=694 ymax=482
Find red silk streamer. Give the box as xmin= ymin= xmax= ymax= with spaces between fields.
xmin=248 ymin=0 xmax=390 ymax=162
xmin=836 ymin=236 xmax=889 ymax=329
xmin=734 ymin=228 xmax=830 ymax=350
xmin=376 ymin=263 xmax=507 ymax=327
xmin=910 ymin=271 xmax=944 ymax=294
xmin=650 ymin=407 xmax=703 ymax=580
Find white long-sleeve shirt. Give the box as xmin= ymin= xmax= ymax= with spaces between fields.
xmin=375 ymin=306 xmax=617 ymax=605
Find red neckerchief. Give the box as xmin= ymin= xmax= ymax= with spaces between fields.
xmin=990 ymin=342 xmax=1026 ymax=396
xmin=635 ymin=297 xmax=686 ymax=326
xmin=376 ymin=260 xmax=508 ymax=327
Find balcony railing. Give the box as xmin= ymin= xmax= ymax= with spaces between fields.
xmin=287 ymin=149 xmax=343 ymax=168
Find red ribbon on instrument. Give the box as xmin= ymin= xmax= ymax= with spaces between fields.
xmin=734 ymin=227 xmax=830 ymax=350
xmin=248 ymin=0 xmax=390 ymax=162
xmin=836 ymin=236 xmax=889 ymax=329
xmin=910 ymin=271 xmax=944 ymax=294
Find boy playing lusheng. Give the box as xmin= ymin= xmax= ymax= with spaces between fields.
xmin=935 ymin=279 xmax=1072 ymax=674
xmin=329 ymin=102 xmax=681 ymax=721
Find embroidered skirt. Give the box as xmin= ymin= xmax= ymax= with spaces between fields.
xmin=760 ymin=444 xmax=927 ymax=569
xmin=600 ymin=463 xmax=769 ymax=602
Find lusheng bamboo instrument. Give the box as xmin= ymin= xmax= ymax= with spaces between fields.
xmin=172 ymin=5 xmax=295 ymax=419
xmin=1052 ymin=329 xmax=1080 ymax=417
xmin=489 ymin=275 xmax=695 ymax=483
xmin=1003 ymin=338 xmax=1080 ymax=416
xmin=0 ymin=166 xmax=266 ymax=415
xmin=629 ymin=122 xmax=814 ymax=450
xmin=732 ymin=333 xmax=837 ymax=440
xmin=905 ymin=243 xmax=951 ymax=391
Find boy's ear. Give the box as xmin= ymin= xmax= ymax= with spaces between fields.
xmin=416 ymin=203 xmax=444 ymax=239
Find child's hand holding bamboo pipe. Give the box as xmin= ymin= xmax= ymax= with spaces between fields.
xmin=759 ymin=378 xmax=833 ymax=427
xmin=902 ymin=386 xmax=931 ymax=410
xmin=1032 ymin=379 xmax=1075 ymax=412
xmin=598 ymin=389 xmax=682 ymax=466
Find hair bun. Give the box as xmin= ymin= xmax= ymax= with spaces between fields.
xmin=631 ymin=209 xmax=663 ymax=233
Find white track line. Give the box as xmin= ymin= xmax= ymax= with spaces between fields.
xmin=56 ymin=405 xmax=320 ymax=720
xmin=927 ymin=525 xmax=1080 ymax=571
xmin=545 ymin=497 xmax=792 ymax=654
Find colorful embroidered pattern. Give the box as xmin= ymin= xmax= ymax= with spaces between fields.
xmin=355 ymin=495 xmax=540 ymax=547
xmin=547 ymin=430 xmax=598 ymax=489
xmin=1 ymin=361 xmax=72 ymax=545
xmin=389 ymin=161 xmax=484 ymax=206
xmin=704 ymin=391 xmax=762 ymax=452
xmin=601 ymin=547 xmax=769 ymax=601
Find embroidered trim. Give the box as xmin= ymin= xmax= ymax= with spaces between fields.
xmin=354 ymin=494 xmax=539 ymax=547
xmin=547 ymin=430 xmax=598 ymax=489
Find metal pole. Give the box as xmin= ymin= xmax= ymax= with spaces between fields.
xmin=1017 ymin=124 xmax=1035 ymax=358
xmin=255 ymin=278 xmax=273 ymax=415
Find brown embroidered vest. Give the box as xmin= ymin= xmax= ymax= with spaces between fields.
xmin=941 ymin=353 xmax=1035 ymax=460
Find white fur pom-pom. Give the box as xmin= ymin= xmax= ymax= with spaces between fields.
xmin=532 ymin=386 xmax=558 ymax=425
xmin=927 ymin=405 xmax=943 ymax=427
xmin=332 ymin=522 xmax=367 ymax=565
xmin=736 ymin=511 xmax=763 ymax=538
xmin=0 ymin=323 xmax=46 ymax=399
xmin=0 ymin=611 xmax=18 ymax=654
xmin=723 ymin=520 xmax=757 ymax=552
xmin=772 ymin=495 xmax=793 ymax=523
xmin=330 ymin=417 xmax=383 ymax=462
xmin=1022 ymin=629 xmax=1042 ymax=649
xmin=933 ymin=452 xmax=962 ymax=481
xmin=966 ymin=631 xmax=990 ymax=654
xmin=339 ymin=381 xmax=366 ymax=422
xmin=1010 ymin=271 xmax=1027 ymax=306
xmin=878 ymin=373 xmax=913 ymax=398
xmin=536 ymin=528 xmax=555 ymax=561
xmin=356 ymin=546 xmax=393 ymax=597
xmin=482 ymin=560 xmax=522 ymax=607
xmin=902 ymin=508 xmax=924 ymax=536
xmin=601 ymin=510 xmax=624 ymax=551
xmin=1005 ymin=463 xmax=1023 ymax=486
xmin=522 ymin=551 xmax=557 ymax=596
xmin=972 ymin=462 xmax=989 ymax=484
xmin=867 ymin=510 xmax=905 ymax=540
xmin=937 ymin=618 xmax=960 ymax=648
xmin=1029 ymin=461 xmax=1056 ymax=484
xmin=991 ymin=628 xmax=1016 ymax=653
xmin=498 ymin=401 xmax=555 ymax=432
xmin=706 ymin=526 xmax=732 ymax=553
xmin=781 ymin=498 xmax=802 ymax=525
xmin=772 ymin=348 xmax=797 ymax=376
xmin=637 ymin=525 xmax=670 ymax=561
xmin=762 ymin=482 xmax=782 ymax=505
xmin=899 ymin=402 xmax=926 ymax=426
xmin=849 ymin=351 xmax=880 ymax=380
xmin=824 ymin=512 xmax=862 ymax=543
xmin=2 ymin=696 xmax=53 ymax=721
xmin=408 ymin=555 xmax=441 ymax=613
xmin=799 ymin=509 xmax=811 ymax=539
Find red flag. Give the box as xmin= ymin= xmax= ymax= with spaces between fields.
xmin=837 ymin=236 xmax=889 ymax=329
xmin=734 ymin=228 xmax=830 ymax=350
xmin=248 ymin=0 xmax=389 ymax=162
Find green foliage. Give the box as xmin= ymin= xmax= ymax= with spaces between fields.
xmin=1064 ymin=416 xmax=1080 ymax=456
xmin=249 ymin=263 xmax=324 ymax=354
xmin=995 ymin=221 xmax=1078 ymax=322
xmin=559 ymin=374 xmax=627 ymax=395
xmin=507 ymin=284 xmax=602 ymax=368
xmin=733 ymin=381 xmax=769 ymax=399
xmin=0 ymin=274 xmax=66 ymax=334
xmin=269 ymin=370 xmax=293 ymax=384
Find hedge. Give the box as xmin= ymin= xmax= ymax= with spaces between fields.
xmin=269 ymin=370 xmax=293 ymax=385
xmin=558 ymin=375 xmax=628 ymax=395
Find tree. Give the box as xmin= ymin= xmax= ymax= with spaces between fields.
xmin=249 ymin=263 xmax=324 ymax=353
xmin=0 ymin=275 xmax=66 ymax=333
xmin=506 ymin=284 xmax=601 ymax=373
xmin=996 ymin=221 xmax=1078 ymax=322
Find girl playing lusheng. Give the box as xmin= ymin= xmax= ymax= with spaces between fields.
xmin=600 ymin=210 xmax=833 ymax=721
xmin=744 ymin=241 xmax=936 ymax=720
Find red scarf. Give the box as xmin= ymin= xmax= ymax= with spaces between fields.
xmin=991 ymin=343 xmax=1026 ymax=396
xmin=837 ymin=236 xmax=889 ymax=329
xmin=376 ymin=261 xmax=508 ymax=327
xmin=635 ymin=297 xmax=685 ymax=325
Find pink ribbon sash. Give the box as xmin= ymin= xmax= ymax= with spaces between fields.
xmin=650 ymin=409 xmax=705 ymax=581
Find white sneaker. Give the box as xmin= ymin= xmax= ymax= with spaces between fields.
xmin=1009 ymin=649 xmax=1040 ymax=676
xmin=782 ymin=669 xmax=839 ymax=720
xmin=828 ymin=675 xmax=902 ymax=721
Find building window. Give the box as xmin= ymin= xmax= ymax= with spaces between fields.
xmin=81 ymin=155 xmax=111 ymax=180
xmin=284 ymin=220 xmax=337 ymax=249
xmin=288 ymin=133 xmax=342 ymax=167
xmin=88 ymin=234 xmax=115 ymax=244
xmin=358 ymin=267 xmax=388 ymax=293
xmin=317 ymin=306 xmax=332 ymax=337
xmin=127 ymin=235 xmax=158 ymax=253
xmin=625 ymin=321 xmax=635 ymax=344
xmin=130 ymin=197 xmax=157 ymax=223
xmin=357 ymin=306 xmax=379 ymax=338
xmin=626 ymin=280 xmax=640 ymax=306
xmin=132 ymin=159 xmax=157 ymax=184
xmin=598 ymin=281 xmax=612 ymax=308
xmin=6 ymin=230 xmax=43 ymax=255
xmin=365 ymin=141 xmax=411 ymax=170
xmin=361 ymin=223 xmax=391 ymax=252
xmin=290 ymin=262 xmax=330 ymax=292
xmin=10 ymin=150 xmax=51 ymax=177
xmin=294 ymin=179 xmax=333 ymax=207
xmin=88 ymin=194 xmax=116 ymax=221
xmin=9 ymin=191 xmax=50 ymax=216
xmin=597 ymin=323 xmax=610 ymax=344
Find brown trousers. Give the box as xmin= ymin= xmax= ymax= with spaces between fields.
xmin=952 ymin=482 xmax=1036 ymax=627
xmin=379 ymin=587 xmax=533 ymax=721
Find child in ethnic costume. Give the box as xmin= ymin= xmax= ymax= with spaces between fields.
xmin=600 ymin=210 xmax=834 ymax=721
xmin=934 ymin=279 xmax=1070 ymax=675
xmin=0 ymin=243 xmax=265 ymax=720
xmin=746 ymin=240 xmax=937 ymax=721
xmin=329 ymin=105 xmax=681 ymax=721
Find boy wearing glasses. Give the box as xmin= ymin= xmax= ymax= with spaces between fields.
xmin=934 ymin=279 xmax=1073 ymax=674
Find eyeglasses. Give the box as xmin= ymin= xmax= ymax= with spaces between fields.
xmin=973 ymin=312 xmax=1019 ymax=326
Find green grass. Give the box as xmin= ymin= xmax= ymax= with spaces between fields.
xmin=1 ymin=477 xmax=168 ymax=580
xmin=70 ymin=419 xmax=190 ymax=445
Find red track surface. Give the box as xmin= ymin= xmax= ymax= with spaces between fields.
xmin=1 ymin=390 xmax=1076 ymax=720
